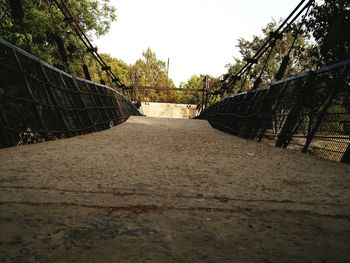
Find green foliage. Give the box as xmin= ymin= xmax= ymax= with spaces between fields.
xmin=225 ymin=1 xmax=349 ymax=94
xmin=179 ymin=75 xmax=204 ymax=104
xmin=130 ymin=48 xmax=177 ymax=102
xmin=7 ymin=0 xmax=348 ymax=107
xmin=0 ymin=0 xmax=116 ymax=72
xmin=306 ymin=0 xmax=350 ymax=65
xmin=1 ymin=0 xmax=204 ymax=104
xmin=130 ymin=48 xmax=171 ymax=87
xmin=178 ymin=75 xmax=221 ymax=105
xmin=82 ymin=53 xmax=130 ymax=86
xmin=225 ymin=21 xmax=314 ymax=93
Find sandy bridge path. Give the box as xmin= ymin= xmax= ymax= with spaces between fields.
xmin=0 ymin=116 xmax=350 ymax=263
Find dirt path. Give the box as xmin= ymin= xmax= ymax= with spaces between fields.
xmin=0 ymin=116 xmax=350 ymax=262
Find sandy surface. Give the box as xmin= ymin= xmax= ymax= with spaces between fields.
xmin=0 ymin=116 xmax=350 ymax=262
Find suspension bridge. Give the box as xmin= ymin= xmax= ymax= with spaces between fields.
xmin=1 ymin=0 xmax=350 ymax=262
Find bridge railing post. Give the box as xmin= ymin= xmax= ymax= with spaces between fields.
xmin=302 ymin=64 xmax=350 ymax=154
xmin=275 ymin=71 xmax=315 ymax=148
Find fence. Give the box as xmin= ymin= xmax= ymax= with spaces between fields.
xmin=0 ymin=37 xmax=141 ymax=148
xmin=198 ymin=59 xmax=350 ymax=163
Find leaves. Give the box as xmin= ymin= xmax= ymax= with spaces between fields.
xmin=129 ymin=48 xmax=177 ymax=102
xmin=225 ymin=21 xmax=315 ymax=93
xmin=0 ymin=0 xmax=116 ymax=72
xmin=306 ymin=0 xmax=350 ymax=65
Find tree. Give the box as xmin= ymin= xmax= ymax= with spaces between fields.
xmin=225 ymin=0 xmax=350 ymax=95
xmin=179 ymin=75 xmax=204 ymax=104
xmin=179 ymin=75 xmax=221 ymax=105
xmin=225 ymin=21 xmax=314 ymax=93
xmin=129 ymin=48 xmax=177 ymax=102
xmin=306 ymin=0 xmax=350 ymax=65
xmin=305 ymin=0 xmax=350 ymax=162
xmin=82 ymin=53 xmax=130 ymax=87
xmin=0 ymin=0 xmax=116 ymax=74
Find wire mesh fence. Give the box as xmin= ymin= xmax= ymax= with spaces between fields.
xmin=0 ymin=37 xmax=141 ymax=148
xmin=198 ymin=59 xmax=350 ymax=163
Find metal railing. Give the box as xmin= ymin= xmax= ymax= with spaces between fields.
xmin=0 ymin=37 xmax=141 ymax=148
xmin=198 ymin=59 xmax=350 ymax=163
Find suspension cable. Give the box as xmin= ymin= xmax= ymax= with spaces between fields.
xmin=50 ymin=0 xmax=127 ymax=91
xmin=252 ymin=40 xmax=277 ymax=90
xmin=45 ymin=0 xmax=69 ymax=69
xmin=8 ymin=0 xmax=32 ymax=52
xmin=275 ymin=3 xmax=313 ymax=80
xmin=222 ymin=0 xmax=314 ymax=93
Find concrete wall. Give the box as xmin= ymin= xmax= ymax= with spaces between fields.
xmin=141 ymin=102 xmax=199 ymax=119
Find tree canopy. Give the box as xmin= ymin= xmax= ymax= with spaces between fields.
xmin=0 ymin=0 xmax=116 ymax=73
xmin=1 ymin=0 xmax=348 ymax=104
xmin=178 ymin=75 xmax=220 ymax=105
xmin=225 ymin=21 xmax=314 ymax=93
xmin=129 ymin=48 xmax=178 ymax=103
xmin=224 ymin=0 xmax=349 ymax=94
xmin=306 ymin=0 xmax=350 ymax=65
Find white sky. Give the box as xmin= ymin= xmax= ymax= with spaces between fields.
xmin=95 ymin=0 xmax=302 ymax=86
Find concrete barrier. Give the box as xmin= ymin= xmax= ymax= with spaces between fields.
xmin=141 ymin=102 xmax=198 ymax=119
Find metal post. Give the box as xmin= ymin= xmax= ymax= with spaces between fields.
xmin=166 ymin=58 xmax=170 ymax=80
xmin=341 ymin=144 xmax=350 ymax=164
xmin=302 ymin=65 xmax=349 ymax=153
xmin=275 ymin=71 xmax=315 ymax=148
xmin=201 ymin=75 xmax=209 ymax=112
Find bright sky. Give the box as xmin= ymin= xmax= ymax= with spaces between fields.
xmin=95 ymin=0 xmax=301 ymax=86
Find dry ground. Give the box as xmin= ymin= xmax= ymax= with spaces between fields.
xmin=0 ymin=116 xmax=350 ymax=263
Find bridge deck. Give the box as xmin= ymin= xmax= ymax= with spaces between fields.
xmin=0 ymin=116 xmax=350 ymax=262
